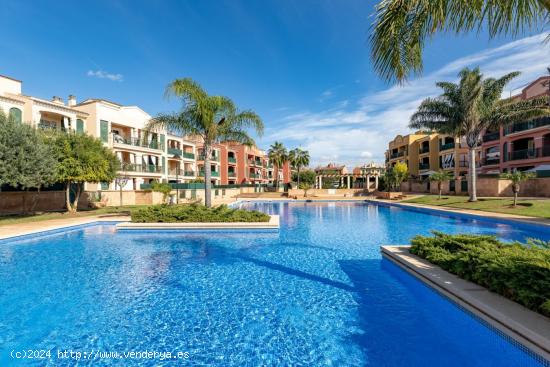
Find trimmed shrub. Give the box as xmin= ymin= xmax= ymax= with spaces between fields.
xmin=410 ymin=231 xmax=550 ymax=317
xmin=131 ymin=204 xmax=270 ymax=223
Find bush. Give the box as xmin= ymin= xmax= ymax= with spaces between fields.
xmin=410 ymin=231 xmax=550 ymax=317
xmin=131 ymin=204 xmax=270 ymax=223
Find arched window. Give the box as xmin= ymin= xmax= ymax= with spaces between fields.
xmin=9 ymin=107 xmax=22 ymax=124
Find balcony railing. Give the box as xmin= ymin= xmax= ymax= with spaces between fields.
xmin=458 ymin=161 xmax=469 ymax=168
xmin=390 ymin=151 xmax=405 ymax=159
xmin=504 ymin=117 xmax=550 ymax=135
xmin=509 ymin=148 xmax=536 ymax=161
xmin=228 ymin=171 xmax=237 ymax=178
xmin=198 ymin=154 xmax=219 ymax=161
xmin=184 ymin=170 xmax=195 ymax=176
xmin=482 ymin=132 xmax=500 ymax=142
xmin=113 ymin=135 xmax=164 ymax=150
xmin=181 ymin=152 xmax=194 ymax=159
xmin=481 ymin=157 xmax=500 ymax=166
xmin=539 ymin=146 xmax=550 ymax=157
xmin=228 ymin=157 xmax=237 ymax=164
xmin=419 ymin=146 xmax=430 ymax=154
xmin=439 ymin=142 xmax=455 ymax=151
xmin=418 ymin=163 xmax=430 ymax=170
xmin=168 ymin=147 xmax=183 ymax=156
xmin=199 ymin=170 xmax=220 ymax=177
xmin=120 ymin=164 xmax=163 ymax=173
xmin=249 ymin=173 xmax=259 ymax=178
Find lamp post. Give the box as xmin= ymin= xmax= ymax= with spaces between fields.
xmin=115 ymin=163 xmax=130 ymax=207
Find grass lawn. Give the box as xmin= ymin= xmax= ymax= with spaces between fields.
xmin=0 ymin=205 xmax=148 ymax=226
xmin=402 ymin=195 xmax=550 ymax=219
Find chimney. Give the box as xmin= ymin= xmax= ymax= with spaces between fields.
xmin=52 ymin=96 xmax=64 ymax=105
xmin=68 ymin=95 xmax=76 ymax=106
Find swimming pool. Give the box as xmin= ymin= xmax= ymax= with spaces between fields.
xmin=0 ymin=201 xmax=548 ymax=366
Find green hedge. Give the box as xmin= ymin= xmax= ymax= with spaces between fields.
xmin=410 ymin=232 xmax=550 ymax=317
xmin=131 ymin=204 xmax=270 ymax=223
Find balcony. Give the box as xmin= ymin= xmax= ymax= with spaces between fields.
xmin=120 ymin=164 xmax=163 ymax=173
xmin=228 ymin=171 xmax=237 ymax=178
xmin=228 ymin=157 xmax=237 ymax=164
xmin=458 ymin=161 xmax=469 ymax=168
xmin=182 ymin=152 xmax=195 ymax=159
xmin=538 ymin=146 xmax=550 ymax=157
xmin=509 ymin=149 xmax=536 ymax=161
xmin=439 ymin=142 xmax=455 ymax=151
xmin=249 ymin=173 xmax=259 ymax=178
xmin=504 ymin=116 xmax=550 ymax=135
xmin=168 ymin=147 xmax=183 ymax=156
xmin=390 ymin=151 xmax=405 ymax=159
xmin=419 ymin=146 xmax=430 ymax=154
xmin=419 ymin=163 xmax=430 ymax=170
xmin=199 ymin=170 xmax=220 ymax=177
xmin=198 ymin=154 xmax=219 ymax=161
xmin=482 ymin=157 xmax=500 ymax=166
xmin=184 ymin=170 xmax=195 ymax=176
xmin=482 ymin=132 xmax=500 ymax=142
xmin=113 ymin=136 xmax=164 ymax=151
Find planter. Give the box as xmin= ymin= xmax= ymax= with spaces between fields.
xmin=376 ymin=191 xmax=404 ymax=200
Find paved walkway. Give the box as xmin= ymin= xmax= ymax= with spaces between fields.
xmin=0 ymin=214 xmax=130 ymax=240
xmin=373 ymin=199 xmax=550 ymax=227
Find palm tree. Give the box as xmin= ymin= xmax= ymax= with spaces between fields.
xmin=429 ymin=170 xmax=453 ymax=199
xmin=410 ymin=67 xmax=550 ymax=201
xmin=268 ymin=141 xmax=288 ymax=189
xmin=148 ymin=78 xmax=264 ymax=207
xmin=370 ymin=0 xmax=549 ymax=83
xmin=500 ymin=171 xmax=535 ymax=207
xmin=288 ymin=148 xmax=310 ymax=188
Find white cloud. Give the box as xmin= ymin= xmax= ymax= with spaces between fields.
xmin=87 ymin=69 xmax=124 ymax=82
xmin=261 ymin=33 xmax=550 ymax=168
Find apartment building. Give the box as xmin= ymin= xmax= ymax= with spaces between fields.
xmin=0 ymin=74 xmax=291 ymax=192
xmin=386 ymin=132 xmax=477 ymax=179
xmin=480 ymin=76 xmax=550 ymax=174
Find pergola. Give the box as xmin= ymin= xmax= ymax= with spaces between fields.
xmin=315 ymin=173 xmax=381 ymax=190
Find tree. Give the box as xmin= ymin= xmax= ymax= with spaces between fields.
xmin=410 ymin=67 xmax=550 ymax=201
xmin=268 ymin=141 xmax=288 ymax=189
xmin=289 ymin=148 xmax=310 ymax=188
xmin=150 ymin=181 xmax=173 ymax=204
xmin=0 ymin=111 xmax=57 ymax=212
xmin=51 ymin=132 xmax=119 ymax=213
xmin=292 ymin=169 xmax=316 ymax=187
xmin=500 ymin=171 xmax=535 ymax=207
xmin=299 ymin=182 xmax=313 ymax=198
xmin=370 ymin=0 xmax=549 ymax=83
xmin=429 ymin=170 xmax=453 ymax=199
xmin=392 ymin=162 xmax=409 ymax=191
xmin=148 ymin=78 xmax=263 ymax=207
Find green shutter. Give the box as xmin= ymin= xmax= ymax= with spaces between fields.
xmin=9 ymin=108 xmax=22 ymax=124
xmin=100 ymin=120 xmax=109 ymax=142
xmin=160 ymin=134 xmax=165 ymax=150
xmin=162 ymin=157 xmax=166 ymax=174
xmin=76 ymin=119 xmax=84 ymax=134
xmin=101 ymin=182 xmax=109 ymax=190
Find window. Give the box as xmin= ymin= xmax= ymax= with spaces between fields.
xmin=100 ymin=120 xmax=109 ymax=142
xmin=76 ymin=119 xmax=84 ymax=134
xmin=9 ymin=107 xmax=22 ymax=124
xmin=100 ymin=182 xmax=109 ymax=190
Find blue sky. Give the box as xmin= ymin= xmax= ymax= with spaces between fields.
xmin=1 ymin=0 xmax=548 ymax=166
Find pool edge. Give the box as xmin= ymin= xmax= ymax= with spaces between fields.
xmin=381 ymin=245 xmax=550 ymax=365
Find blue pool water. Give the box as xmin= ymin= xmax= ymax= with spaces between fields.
xmin=0 ymin=201 xmax=549 ymax=366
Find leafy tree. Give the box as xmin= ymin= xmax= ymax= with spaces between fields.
xmin=299 ymin=181 xmax=313 ymax=198
xmin=268 ymin=141 xmax=288 ymax=189
xmin=393 ymin=162 xmax=409 ymax=190
xmin=150 ymin=181 xmax=173 ymax=204
xmin=429 ymin=170 xmax=453 ymax=199
xmin=370 ymin=0 xmax=549 ymax=83
xmin=148 ymin=78 xmax=263 ymax=207
xmin=500 ymin=171 xmax=536 ymax=207
xmin=292 ymin=169 xmax=316 ymax=187
xmin=0 ymin=111 xmax=57 ymax=212
xmin=410 ymin=67 xmax=550 ymax=201
xmin=288 ymin=148 xmax=310 ymax=188
xmin=50 ymin=132 xmax=119 ymax=213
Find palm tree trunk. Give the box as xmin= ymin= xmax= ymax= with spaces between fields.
xmin=297 ymin=166 xmax=301 ymax=189
xmin=468 ymin=147 xmax=477 ymax=202
xmin=513 ymin=192 xmax=518 ymax=207
xmin=204 ymin=145 xmax=212 ymax=208
xmin=438 ymin=183 xmax=442 ymax=200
